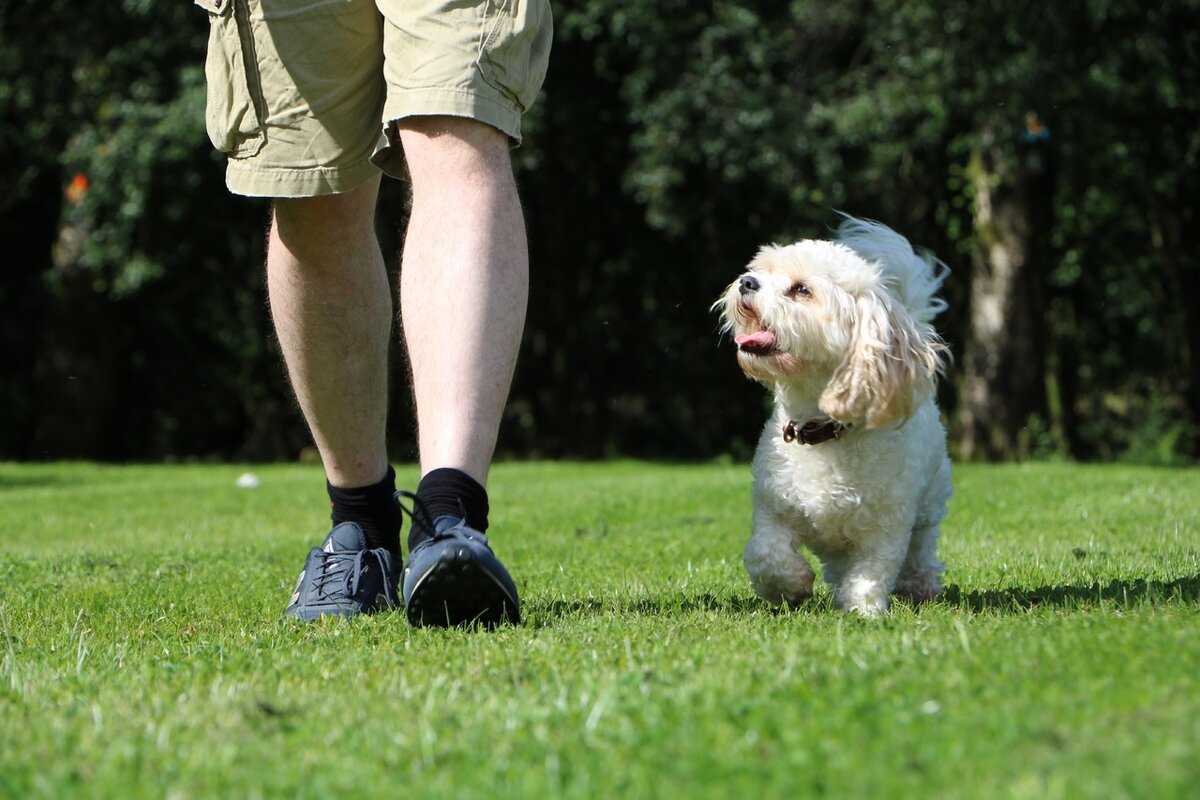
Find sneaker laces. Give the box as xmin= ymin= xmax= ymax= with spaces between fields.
xmin=394 ymin=490 xmax=488 ymax=546
xmin=312 ymin=547 xmax=397 ymax=607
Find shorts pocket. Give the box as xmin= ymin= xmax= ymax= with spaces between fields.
xmin=478 ymin=0 xmax=553 ymax=113
xmin=197 ymin=0 xmax=266 ymax=158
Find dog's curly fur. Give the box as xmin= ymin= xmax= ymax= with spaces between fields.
xmin=715 ymin=216 xmax=952 ymax=615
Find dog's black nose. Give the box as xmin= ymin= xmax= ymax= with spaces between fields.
xmin=739 ymin=275 xmax=760 ymax=296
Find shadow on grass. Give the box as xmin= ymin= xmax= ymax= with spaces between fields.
xmin=529 ymin=592 xmax=771 ymax=626
xmin=941 ymin=574 xmax=1200 ymax=613
xmin=530 ymin=575 xmax=1199 ymax=625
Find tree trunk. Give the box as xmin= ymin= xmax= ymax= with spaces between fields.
xmin=957 ymin=143 xmax=1050 ymax=460
xmin=30 ymin=211 xmax=124 ymax=458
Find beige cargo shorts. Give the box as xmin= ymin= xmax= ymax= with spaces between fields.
xmin=194 ymin=0 xmax=553 ymax=198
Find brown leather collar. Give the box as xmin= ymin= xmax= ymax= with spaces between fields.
xmin=783 ymin=418 xmax=849 ymax=445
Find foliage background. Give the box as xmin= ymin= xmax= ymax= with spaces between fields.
xmin=1 ymin=0 xmax=1197 ymax=464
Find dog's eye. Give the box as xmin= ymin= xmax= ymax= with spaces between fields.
xmin=788 ymin=282 xmax=813 ymax=299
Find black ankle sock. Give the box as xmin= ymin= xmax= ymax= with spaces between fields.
xmin=327 ymin=465 xmax=402 ymax=558
xmin=410 ymin=467 xmax=489 ymax=550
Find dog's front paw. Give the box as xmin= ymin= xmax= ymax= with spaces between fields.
xmin=744 ymin=531 xmax=815 ymax=608
xmin=835 ymin=577 xmax=890 ymax=617
xmin=749 ymin=573 xmax=815 ymax=608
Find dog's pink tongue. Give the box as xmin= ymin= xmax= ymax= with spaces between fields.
xmin=735 ymin=331 xmax=777 ymax=349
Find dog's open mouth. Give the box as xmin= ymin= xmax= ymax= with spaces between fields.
xmin=735 ymin=330 xmax=778 ymax=355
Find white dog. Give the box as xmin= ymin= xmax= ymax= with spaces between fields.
xmin=715 ymin=217 xmax=952 ymax=615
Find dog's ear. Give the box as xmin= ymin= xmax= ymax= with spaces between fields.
xmin=820 ymin=290 xmax=945 ymax=427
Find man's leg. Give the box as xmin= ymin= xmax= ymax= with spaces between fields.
xmin=398 ymin=117 xmax=528 ymax=485
xmin=270 ymin=177 xmax=403 ymax=620
xmin=394 ymin=116 xmax=527 ymax=627
xmin=267 ymin=176 xmax=391 ymax=491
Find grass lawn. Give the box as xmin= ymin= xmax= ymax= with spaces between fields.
xmin=1 ymin=460 xmax=1197 ymax=798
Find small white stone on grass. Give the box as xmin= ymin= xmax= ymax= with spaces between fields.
xmin=236 ymin=473 xmax=261 ymax=489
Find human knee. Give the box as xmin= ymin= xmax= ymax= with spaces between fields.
xmin=397 ymin=116 xmax=513 ymax=187
xmin=273 ymin=180 xmax=379 ymax=242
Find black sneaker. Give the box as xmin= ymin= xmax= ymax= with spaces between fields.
xmin=396 ymin=492 xmax=520 ymax=628
xmin=282 ymin=522 xmax=399 ymax=621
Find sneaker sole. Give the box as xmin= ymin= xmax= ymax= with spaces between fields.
xmin=405 ymin=546 xmax=520 ymax=628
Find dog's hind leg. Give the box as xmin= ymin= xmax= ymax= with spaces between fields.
xmin=744 ymin=510 xmax=815 ymax=607
xmin=895 ymin=456 xmax=950 ymax=602
xmin=893 ymin=523 xmax=944 ymax=602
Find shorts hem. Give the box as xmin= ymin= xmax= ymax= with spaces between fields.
xmin=383 ymin=88 xmax=524 ymax=142
xmin=370 ymin=88 xmax=524 ymax=180
xmin=225 ymin=155 xmax=381 ymax=198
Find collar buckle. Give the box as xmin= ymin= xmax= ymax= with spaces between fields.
xmin=783 ymin=418 xmax=848 ymax=445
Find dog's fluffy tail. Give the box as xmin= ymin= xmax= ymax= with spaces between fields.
xmin=834 ymin=215 xmax=949 ymax=324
